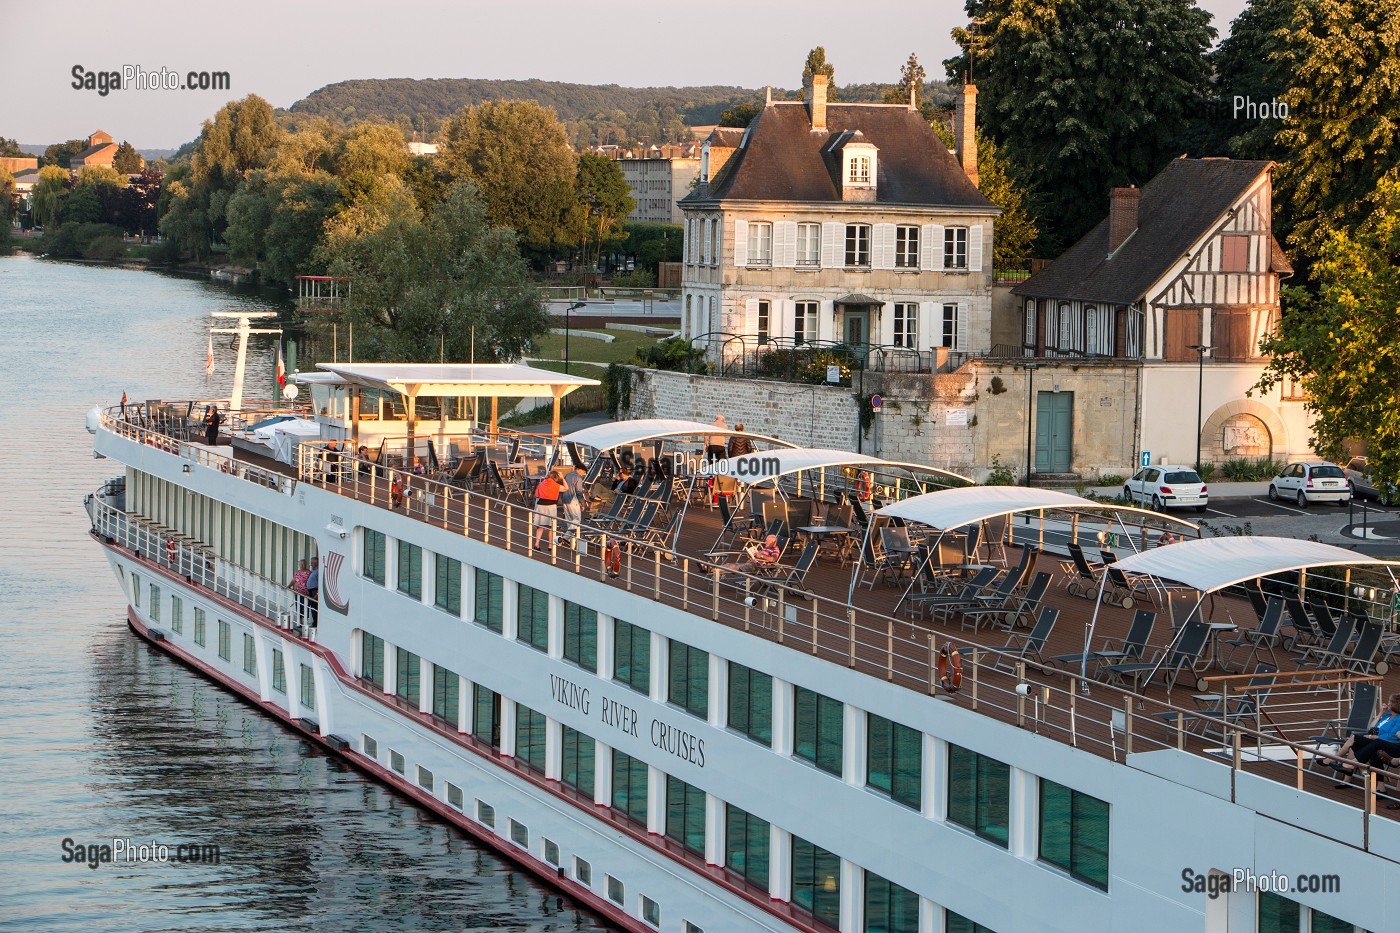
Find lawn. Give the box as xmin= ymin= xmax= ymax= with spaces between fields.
xmin=530 ymin=328 xmax=667 ymax=365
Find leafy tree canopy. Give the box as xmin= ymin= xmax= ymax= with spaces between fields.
xmin=31 ymin=165 xmax=70 ymax=228
xmin=574 ymin=153 xmax=635 ymax=268
xmin=43 ymin=139 xmax=87 ymax=168
xmin=77 ymin=164 xmax=128 ymax=189
xmin=930 ymin=120 xmax=1040 ymax=263
xmin=719 ymin=100 xmax=762 ymax=128
xmin=801 ymin=47 xmax=839 ymax=100
xmin=113 ymin=140 xmax=144 ymax=173
xmin=1203 ymin=0 xmax=1294 ymax=162
xmin=1255 ymin=174 xmax=1400 ymax=489
xmin=882 ymin=53 xmax=927 ymax=106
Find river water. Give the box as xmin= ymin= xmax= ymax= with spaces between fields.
xmin=0 ymin=254 xmax=610 ymax=933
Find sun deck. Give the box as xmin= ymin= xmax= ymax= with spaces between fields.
xmin=99 ymin=401 xmax=1400 ymax=829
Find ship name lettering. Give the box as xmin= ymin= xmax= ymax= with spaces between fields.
xmin=651 ymin=719 xmax=706 ymax=769
xmin=599 ymin=694 xmax=639 ymax=737
xmin=549 ymin=673 xmax=590 ymax=715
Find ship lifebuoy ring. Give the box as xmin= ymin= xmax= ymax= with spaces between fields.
xmin=607 ymin=542 xmax=622 ymax=578
xmin=855 ymin=470 xmax=872 ymax=501
xmin=938 ymin=645 xmax=964 ymax=693
xmin=166 ymin=537 xmax=177 ymax=562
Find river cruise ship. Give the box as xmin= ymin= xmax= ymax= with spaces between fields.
xmin=86 ymin=355 xmax=1400 ymax=933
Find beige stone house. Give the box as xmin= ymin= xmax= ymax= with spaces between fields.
xmin=678 ymin=75 xmax=999 ymax=369
xmin=973 ymin=157 xmax=1308 ymax=480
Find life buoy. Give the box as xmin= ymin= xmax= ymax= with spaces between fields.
xmin=938 ymin=645 xmax=964 ymax=693
xmin=855 ymin=470 xmax=872 ymax=501
xmin=607 ymin=542 xmax=622 ymax=578
xmin=166 ymin=537 xmax=177 ymax=563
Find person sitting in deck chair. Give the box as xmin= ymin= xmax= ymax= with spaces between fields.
xmin=718 ymin=534 xmax=781 ymax=574
xmin=1329 ymin=693 xmax=1400 ymax=798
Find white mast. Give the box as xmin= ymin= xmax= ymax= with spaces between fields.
xmin=210 ymin=312 xmax=281 ymax=413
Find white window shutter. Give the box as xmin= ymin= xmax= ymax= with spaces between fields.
xmin=956 ymin=302 xmax=969 ymax=352
xmin=920 ymin=224 xmax=936 ymax=270
xmin=969 ymin=224 xmax=984 ymax=273
xmin=873 ymin=223 xmax=896 ymax=270
xmin=733 ymin=219 xmax=748 ymax=268
xmin=778 ymin=221 xmax=797 ymax=267
xmin=821 ymin=222 xmax=842 ymax=268
xmin=745 ymin=297 xmax=758 ymax=333
xmin=929 ymin=224 xmax=946 ymax=270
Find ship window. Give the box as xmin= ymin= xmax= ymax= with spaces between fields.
xmin=667 ymin=641 xmax=709 ymax=719
xmin=574 ymin=856 xmax=592 ymax=886
xmin=790 ymin=835 xmax=840 ymax=929
xmin=432 ymin=664 xmax=460 ymax=726
xmin=193 ymin=608 xmax=206 ymax=646
xmin=363 ymin=529 xmax=386 ymax=585
xmin=864 ymin=871 xmax=919 ymax=933
xmin=170 ymin=596 xmax=183 ymax=634
xmin=945 ymin=910 xmax=995 ymax=933
xmin=611 ymin=749 xmax=649 ymax=826
xmin=435 ymin=555 xmax=461 ymax=616
xmin=515 ymin=703 xmax=547 ymax=774
xmin=395 ymin=647 xmax=420 ymax=705
xmin=417 ymin=766 xmax=434 ymax=792
xmin=866 ymin=714 xmax=922 ymax=810
xmin=389 ymin=750 xmax=404 ymax=774
xmin=476 ymin=799 xmax=495 ymax=828
xmin=563 ymin=601 xmax=598 ymax=673
xmin=397 ymin=541 xmax=423 ymax=599
xmin=509 ymin=819 xmax=528 ymax=848
xmin=217 ymin=620 xmax=231 ymax=661
xmin=614 ymin=619 xmax=652 ymax=696
xmin=132 ymin=572 xmax=141 ymax=607
xmin=724 ymin=804 xmax=769 ymax=890
xmin=607 ymin=875 xmax=624 ymax=906
xmin=243 ymin=633 xmax=257 ymax=675
xmin=474 ymin=568 xmax=504 ymax=633
xmin=793 ymin=687 xmax=843 ymax=777
xmin=947 ymin=744 xmax=1010 ymax=848
xmin=665 ymin=776 xmax=706 ymax=856
xmin=361 ymin=631 xmax=386 ymax=688
xmin=1258 ymin=892 xmax=1356 ymax=933
xmin=446 ymin=782 xmax=463 ymax=810
xmin=1039 ymin=779 xmax=1109 ymax=890
xmin=517 ymin=584 xmax=549 ymax=653
xmin=473 ymin=684 xmax=501 ymax=749
xmin=149 ymin=584 xmax=161 ymax=622
xmin=271 ymin=649 xmax=286 ymax=693
xmin=361 ymin=734 xmax=377 ymax=759
xmin=562 ymin=725 xmax=595 ymax=797
xmin=299 ymin=664 xmax=314 ymax=711
xmin=543 ymin=838 xmax=559 ymax=866
xmin=641 ymin=895 xmax=660 ymax=927
xmin=726 ymin=661 xmax=773 ymax=747
xmin=684 ymin=923 xmax=705 ymax=933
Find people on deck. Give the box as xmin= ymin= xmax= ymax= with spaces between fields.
xmin=727 ymin=423 xmax=754 ymax=458
xmin=560 ymin=463 xmax=587 ymax=527
xmin=305 ymin=557 xmax=320 ymax=629
xmin=1329 ymin=693 xmax=1400 ymax=798
xmin=613 ymin=468 xmax=638 ymax=496
xmin=410 ymin=456 xmax=425 ymax=476
xmin=705 ymin=414 xmax=728 ymax=462
xmin=718 ymin=534 xmax=781 ymax=573
xmin=533 ymin=469 xmax=563 ymax=549
xmin=291 ymin=559 xmax=310 ymax=625
xmin=203 ymin=406 xmax=223 ymax=446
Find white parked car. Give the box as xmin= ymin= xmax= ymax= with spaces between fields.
xmin=1123 ymin=465 xmax=1209 ymax=512
xmin=1269 ymin=461 xmax=1351 ymax=507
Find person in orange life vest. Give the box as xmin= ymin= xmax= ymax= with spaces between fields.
xmin=533 ymin=469 xmax=564 ymax=549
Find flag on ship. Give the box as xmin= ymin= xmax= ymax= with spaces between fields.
xmin=205 ymin=335 xmax=215 ymax=378
xmin=276 ymin=345 xmax=286 ymax=388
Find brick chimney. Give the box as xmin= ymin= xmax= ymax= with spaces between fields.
xmin=806 ymin=73 xmax=828 ymax=132
xmin=953 ymin=85 xmax=978 ymax=187
xmin=1108 ymin=186 xmax=1141 ymax=254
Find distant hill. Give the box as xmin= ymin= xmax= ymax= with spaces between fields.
xmin=288 ymin=77 xmax=959 ymax=148
xmin=19 ymin=144 xmax=179 ymax=162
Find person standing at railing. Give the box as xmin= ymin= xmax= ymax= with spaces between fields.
xmin=203 ymin=405 xmax=223 ymax=446
xmin=705 ymin=414 xmax=728 ymax=462
xmin=305 ymin=557 xmax=320 ymax=630
xmin=560 ymin=463 xmax=587 ymax=530
xmin=291 ymin=559 xmax=311 ymax=626
xmin=533 ymin=469 xmax=563 ymax=550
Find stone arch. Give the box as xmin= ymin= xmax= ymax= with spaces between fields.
xmin=1199 ymin=399 xmax=1289 ymax=464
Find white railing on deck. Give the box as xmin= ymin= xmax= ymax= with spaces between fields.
xmin=100 ymin=404 xmax=296 ymax=495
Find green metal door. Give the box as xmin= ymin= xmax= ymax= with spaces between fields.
xmin=1034 ymin=391 xmax=1074 ymax=473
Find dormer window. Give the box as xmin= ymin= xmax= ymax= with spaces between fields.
xmin=848 ymin=156 xmax=870 ymax=184
xmin=836 ymin=137 xmax=878 ymax=201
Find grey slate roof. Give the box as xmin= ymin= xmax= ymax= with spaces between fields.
xmin=685 ymin=102 xmax=995 ymax=211
xmin=1014 ymin=159 xmax=1286 ymax=304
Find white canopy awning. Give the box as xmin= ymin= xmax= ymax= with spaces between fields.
xmin=1109 ymin=537 xmax=1394 ymax=594
xmin=562 ymin=418 xmax=797 ymax=453
xmin=716 ymin=448 xmax=970 ymax=486
xmin=876 ymin=485 xmax=1199 ymax=531
xmin=317 ymin=362 xmax=598 ymax=399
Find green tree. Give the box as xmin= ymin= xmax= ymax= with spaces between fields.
xmin=31 ymin=165 xmax=69 ymax=228
xmin=77 ymin=164 xmax=128 ymax=189
xmin=718 ymin=100 xmax=762 ymax=127
xmin=1272 ymin=0 xmax=1400 ymax=269
xmin=801 ymin=47 xmax=839 ymax=100
xmin=882 ymin=53 xmax=927 ymax=105
xmin=0 ymin=138 xmax=30 ymax=158
xmin=113 ymin=140 xmax=143 ymax=173
xmin=438 ymin=100 xmax=577 ymax=252
xmin=1203 ymin=0 xmax=1293 ymax=161
xmin=0 ymin=168 xmax=13 ymax=245
xmin=328 ymin=181 xmax=549 ymax=362
xmin=1255 ymin=175 xmax=1400 ymax=489
xmin=574 ymin=153 xmax=635 ymax=269
xmin=930 ymin=121 xmax=1040 ymax=263
xmin=946 ymin=0 xmax=1215 ymax=248
xmin=62 ymin=185 xmax=104 ymax=225
xmin=190 ymin=94 xmax=285 ymax=241
xmin=43 ymin=139 xmax=87 ymax=168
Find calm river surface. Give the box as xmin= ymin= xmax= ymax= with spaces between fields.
xmin=0 ymin=254 xmax=611 ymax=933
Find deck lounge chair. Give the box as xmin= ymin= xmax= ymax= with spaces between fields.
xmin=1157 ymin=664 xmax=1276 ymax=739
xmin=1050 ymin=609 xmax=1157 ymax=676
xmin=1345 ymin=620 xmax=1386 ymax=675
xmin=994 ymin=606 xmax=1059 ymax=671
xmin=1103 ymin=619 xmax=1211 ymax=690
xmin=903 ymin=567 xmax=999 ymax=621
xmin=1307 ymin=682 xmax=1379 ymax=774
xmin=960 ymin=571 xmax=1052 ymax=632
xmin=1281 ymin=596 xmax=1322 ymax=650
xmin=1297 ymin=614 xmax=1356 ymax=669
xmin=1223 ymin=597 xmax=1285 ymax=672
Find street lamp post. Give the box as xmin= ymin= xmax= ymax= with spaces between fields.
xmin=564 ymin=301 xmax=587 ymax=374
xmin=1017 ymin=362 xmax=1044 ymax=485
xmin=1187 ymin=344 xmax=1214 ymax=471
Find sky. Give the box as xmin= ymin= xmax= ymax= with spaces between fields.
xmin=5 ymin=0 xmax=1249 ymax=150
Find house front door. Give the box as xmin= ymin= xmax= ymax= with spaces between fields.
xmin=1034 ymin=391 xmax=1074 ymax=473
xmin=844 ymin=310 xmax=870 ymax=348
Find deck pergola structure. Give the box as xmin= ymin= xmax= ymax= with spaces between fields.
xmin=864 ymin=485 xmax=1200 ymax=607
xmin=317 ymin=362 xmax=600 ymax=452
xmin=1085 ymin=537 xmax=1400 ymax=685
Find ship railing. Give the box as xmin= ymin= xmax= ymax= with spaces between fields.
xmin=89 ymin=494 xmax=299 ymax=628
xmin=290 ymin=443 xmax=1400 ymax=822
xmin=100 ymin=404 xmax=297 ymax=495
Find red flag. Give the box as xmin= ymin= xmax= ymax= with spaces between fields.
xmin=205 ymin=335 xmax=215 ymax=377
xmin=276 ymin=346 xmax=286 ymax=387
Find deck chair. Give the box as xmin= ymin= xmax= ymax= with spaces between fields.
xmin=753 ymin=539 xmax=821 ymax=599
xmin=635 ymin=507 xmax=683 ymax=550
xmin=487 ymin=461 xmax=526 ymax=502
xmin=1050 ymin=609 xmax=1157 ymax=675
xmin=994 ymin=606 xmax=1059 ymax=671
xmin=1103 ymin=563 xmax=1153 ymax=610
xmin=1307 ymin=682 xmax=1379 ymax=774
xmin=1103 ymin=619 xmax=1211 ymax=690
xmin=1345 ymin=620 xmax=1386 ymax=675
xmin=1309 ymin=597 xmax=1340 ymax=644
xmin=961 ymin=571 xmax=1053 ymax=632
xmin=1157 ymin=664 xmax=1276 ymax=739
xmin=904 ymin=567 xmax=999 ymax=621
xmin=945 ymin=561 xmax=1038 ymax=630
xmin=1281 ymin=595 xmax=1322 ymax=650
xmin=1297 ymin=614 xmax=1355 ymax=669
xmin=1064 ymin=542 xmax=1109 ymax=599
xmin=1223 ymin=597 xmax=1285 ymax=672
xmin=444 ymin=455 xmax=476 ymax=488
xmin=1245 ymin=583 xmax=1269 ymax=622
